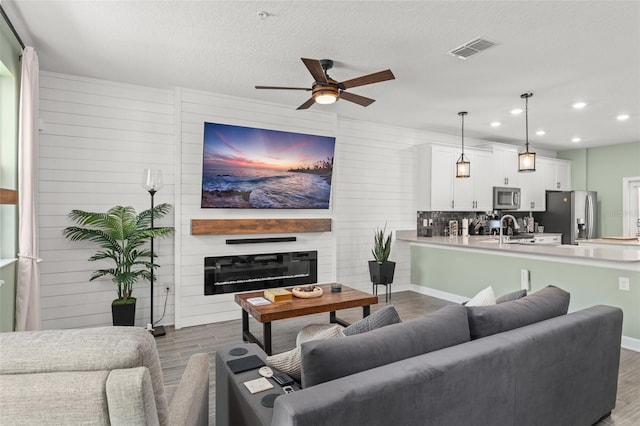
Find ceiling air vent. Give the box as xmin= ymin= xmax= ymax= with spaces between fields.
xmin=449 ymin=37 xmax=497 ymax=60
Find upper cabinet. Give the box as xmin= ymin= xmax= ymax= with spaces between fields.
xmin=417 ymin=143 xmax=571 ymax=212
xmin=541 ymin=158 xmax=571 ymax=191
xmin=517 ymin=157 xmax=572 ymax=212
xmin=492 ymin=146 xmax=520 ymax=187
xmin=417 ymin=144 xmax=492 ymax=211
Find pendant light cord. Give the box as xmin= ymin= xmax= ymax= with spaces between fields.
xmin=525 ymin=95 xmax=529 ymax=150
xmin=461 ymin=113 xmax=465 ymax=153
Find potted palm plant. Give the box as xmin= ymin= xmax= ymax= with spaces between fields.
xmin=368 ymin=224 xmax=396 ymax=287
xmin=63 ymin=204 xmax=174 ymax=326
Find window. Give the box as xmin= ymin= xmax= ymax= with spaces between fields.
xmin=0 ymin=9 xmax=22 ymax=331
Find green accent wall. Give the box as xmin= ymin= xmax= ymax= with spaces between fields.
xmin=411 ymin=245 xmax=640 ymax=340
xmin=558 ymin=141 xmax=640 ymax=237
xmin=557 ymin=148 xmax=587 ymax=190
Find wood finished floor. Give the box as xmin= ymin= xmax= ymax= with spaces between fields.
xmin=154 ymin=290 xmax=640 ymax=426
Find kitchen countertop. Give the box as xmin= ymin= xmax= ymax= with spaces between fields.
xmin=578 ymin=237 xmax=640 ymax=247
xmin=396 ymin=230 xmax=640 ymax=264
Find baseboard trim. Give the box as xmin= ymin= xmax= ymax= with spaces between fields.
xmin=407 ymin=283 xmax=468 ymax=304
xmin=408 ymin=284 xmax=640 ymax=353
xmin=621 ymin=336 xmax=640 ymax=352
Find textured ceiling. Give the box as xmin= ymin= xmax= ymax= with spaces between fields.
xmin=5 ymin=0 xmax=640 ymax=151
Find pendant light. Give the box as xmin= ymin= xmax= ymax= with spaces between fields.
xmin=456 ymin=111 xmax=470 ymax=178
xmin=518 ymin=92 xmax=536 ymax=172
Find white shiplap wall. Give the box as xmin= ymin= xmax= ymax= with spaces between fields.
xmin=37 ymin=72 xmax=445 ymax=330
xmin=175 ymin=89 xmax=339 ymax=328
xmin=38 ymin=72 xmax=176 ymax=329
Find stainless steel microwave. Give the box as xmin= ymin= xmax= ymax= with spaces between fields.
xmin=493 ymin=187 xmax=521 ymax=210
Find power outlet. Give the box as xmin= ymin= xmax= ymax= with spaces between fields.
xmin=618 ymin=277 xmax=630 ymax=291
xmin=521 ymin=269 xmax=531 ymax=291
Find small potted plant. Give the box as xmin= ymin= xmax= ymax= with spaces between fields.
xmin=63 ymin=204 xmax=174 ymax=326
xmin=368 ymin=224 xmax=395 ymax=287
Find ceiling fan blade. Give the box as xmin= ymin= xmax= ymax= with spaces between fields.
xmin=340 ymin=69 xmax=395 ymax=89
xmin=339 ymin=91 xmax=376 ymax=107
xmin=296 ymin=98 xmax=316 ymax=110
xmin=301 ymin=58 xmax=328 ymax=83
xmin=255 ymin=85 xmax=310 ymax=91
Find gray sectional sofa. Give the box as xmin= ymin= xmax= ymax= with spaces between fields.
xmin=216 ymin=286 xmax=623 ymax=426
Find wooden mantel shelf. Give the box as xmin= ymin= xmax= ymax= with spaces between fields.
xmin=0 ymin=188 xmax=18 ymax=205
xmin=191 ymin=218 xmax=332 ymax=235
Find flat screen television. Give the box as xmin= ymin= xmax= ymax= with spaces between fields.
xmin=201 ymin=122 xmax=336 ymax=209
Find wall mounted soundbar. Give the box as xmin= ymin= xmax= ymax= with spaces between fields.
xmin=225 ymin=237 xmax=297 ymax=245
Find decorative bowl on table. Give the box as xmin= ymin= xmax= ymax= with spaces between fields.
xmin=292 ymin=285 xmax=324 ymax=299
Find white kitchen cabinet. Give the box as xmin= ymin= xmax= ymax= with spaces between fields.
xmin=492 ymin=146 xmax=520 ymax=187
xmin=454 ymin=149 xmax=493 ymax=211
xmin=417 ymin=144 xmax=454 ymax=211
xmin=417 ymin=144 xmax=492 ymax=211
xmin=517 ymin=157 xmax=572 ymax=212
xmin=519 ymin=169 xmax=545 ymax=211
xmin=555 ymin=161 xmax=571 ymax=190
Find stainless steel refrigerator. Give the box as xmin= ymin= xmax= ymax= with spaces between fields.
xmin=541 ymin=190 xmax=597 ymax=245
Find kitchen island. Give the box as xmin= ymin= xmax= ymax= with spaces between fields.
xmin=396 ymin=230 xmax=640 ymax=349
xmin=578 ymin=237 xmax=640 ymax=249
xmin=396 ymin=231 xmax=640 ymax=268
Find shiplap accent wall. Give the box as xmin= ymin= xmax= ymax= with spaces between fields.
xmin=38 ymin=72 xmax=176 ymax=329
xmin=37 ymin=71 xmax=472 ymax=330
xmin=175 ymin=89 xmax=339 ymax=328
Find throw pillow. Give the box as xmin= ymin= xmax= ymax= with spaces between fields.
xmin=301 ymin=304 xmax=470 ymax=388
xmin=465 ymin=286 xmax=496 ymax=306
xmin=496 ymin=289 xmax=527 ymax=303
xmin=466 ymin=285 xmax=570 ymax=340
xmin=342 ymin=305 xmax=402 ymax=336
xmin=266 ymin=324 xmax=343 ymax=381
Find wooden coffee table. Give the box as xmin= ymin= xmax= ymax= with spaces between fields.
xmin=234 ymin=283 xmax=378 ymax=355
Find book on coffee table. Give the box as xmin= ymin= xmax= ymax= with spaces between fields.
xmin=264 ymin=288 xmax=292 ymax=303
xmin=247 ymin=297 xmax=271 ymax=306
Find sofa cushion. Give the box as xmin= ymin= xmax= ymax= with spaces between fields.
xmin=466 ymin=285 xmax=570 ymax=339
xmin=301 ymin=304 xmax=470 ymax=388
xmin=465 ymin=286 xmax=496 ymax=306
xmin=0 ymin=326 xmax=169 ymax=425
xmin=343 ymin=305 xmax=401 ymax=336
xmin=497 ymin=289 xmax=527 ymax=303
xmin=267 ymin=324 xmax=343 ymax=381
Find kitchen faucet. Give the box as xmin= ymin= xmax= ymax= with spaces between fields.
xmin=499 ymin=214 xmax=520 ymax=244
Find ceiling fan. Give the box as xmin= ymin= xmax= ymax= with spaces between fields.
xmin=255 ymin=58 xmax=395 ymax=110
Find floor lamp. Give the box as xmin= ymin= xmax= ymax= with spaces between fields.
xmin=143 ymin=169 xmax=165 ymax=337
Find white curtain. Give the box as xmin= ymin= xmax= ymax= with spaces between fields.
xmin=15 ymin=46 xmax=41 ymax=331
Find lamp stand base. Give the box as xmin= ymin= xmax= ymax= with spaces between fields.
xmin=146 ymin=323 xmax=166 ymax=337
xmin=151 ymin=325 xmax=166 ymax=337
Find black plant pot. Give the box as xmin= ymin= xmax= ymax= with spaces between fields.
xmin=111 ymin=298 xmax=136 ymax=326
xmin=368 ymin=261 xmax=396 ymax=285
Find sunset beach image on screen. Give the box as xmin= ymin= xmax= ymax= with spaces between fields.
xmin=201 ymin=122 xmax=336 ymax=209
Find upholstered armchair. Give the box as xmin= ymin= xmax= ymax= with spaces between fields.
xmin=0 ymin=326 xmax=209 ymax=425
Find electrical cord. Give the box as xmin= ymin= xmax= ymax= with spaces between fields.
xmin=153 ymin=286 xmax=170 ymax=327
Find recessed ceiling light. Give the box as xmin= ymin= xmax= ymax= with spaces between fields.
xmin=571 ymin=137 xmax=582 ymax=143
xmin=572 ymin=101 xmax=587 ymax=109
xmin=617 ymin=114 xmax=630 ymax=121
xmin=490 ymin=121 xmax=501 ymax=127
xmin=511 ymin=108 xmax=523 ymax=115
xmin=536 ymin=130 xmax=546 ymax=136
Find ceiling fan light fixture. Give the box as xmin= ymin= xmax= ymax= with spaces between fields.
xmin=314 ymin=92 xmax=338 ymax=104
xmin=456 ymin=111 xmax=470 ymax=178
xmin=518 ymin=92 xmax=536 ymax=173
xmin=312 ymin=84 xmax=339 ymax=105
